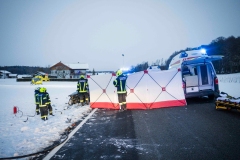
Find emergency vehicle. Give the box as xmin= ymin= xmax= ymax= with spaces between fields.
xmin=31 ymin=76 xmax=42 ymax=85
xmin=30 ymin=75 xmax=50 ymax=85
xmin=168 ymin=48 xmax=223 ymax=99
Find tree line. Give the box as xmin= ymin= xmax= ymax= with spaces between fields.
xmin=207 ymin=36 xmax=240 ymax=74
xmin=0 ymin=66 xmax=50 ymax=75
xmin=1 ymin=36 xmax=240 ymax=75
xmin=130 ymin=36 xmax=240 ymax=74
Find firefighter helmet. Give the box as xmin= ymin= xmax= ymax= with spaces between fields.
xmin=116 ymin=70 xmax=122 ymax=76
xmin=40 ymin=87 xmax=46 ymax=93
xmin=80 ymin=75 xmax=85 ymax=79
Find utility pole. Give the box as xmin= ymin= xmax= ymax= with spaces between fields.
xmin=122 ymin=54 xmax=124 ymax=67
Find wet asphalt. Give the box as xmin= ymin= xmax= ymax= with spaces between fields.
xmin=49 ymin=98 xmax=240 ymax=160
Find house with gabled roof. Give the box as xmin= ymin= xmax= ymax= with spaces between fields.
xmin=0 ymin=70 xmax=11 ymax=79
xmin=50 ymin=61 xmax=89 ymax=79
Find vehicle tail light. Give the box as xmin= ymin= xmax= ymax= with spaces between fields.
xmin=182 ymin=82 xmax=186 ymax=88
xmin=215 ymin=78 xmax=218 ymax=84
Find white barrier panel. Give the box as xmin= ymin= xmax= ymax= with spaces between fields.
xmin=126 ymin=69 xmax=186 ymax=109
xmin=88 ymin=69 xmax=186 ymax=110
xmin=88 ymin=73 xmax=119 ymax=109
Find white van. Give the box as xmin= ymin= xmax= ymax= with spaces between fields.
xmin=169 ymin=49 xmax=223 ymax=99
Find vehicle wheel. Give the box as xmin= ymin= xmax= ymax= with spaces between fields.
xmin=208 ymin=94 xmax=215 ymax=101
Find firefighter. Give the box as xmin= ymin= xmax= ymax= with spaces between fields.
xmin=77 ymin=75 xmax=89 ymax=106
xmin=44 ymin=88 xmax=53 ymax=115
xmin=38 ymin=87 xmax=53 ymax=120
xmin=34 ymin=87 xmax=40 ymax=115
xmin=113 ymin=70 xmax=128 ymax=111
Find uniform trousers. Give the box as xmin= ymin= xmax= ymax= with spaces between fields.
xmin=118 ymin=93 xmax=127 ymax=110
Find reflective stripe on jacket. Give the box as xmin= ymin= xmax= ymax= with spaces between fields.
xmin=77 ymin=78 xmax=88 ymax=93
xmin=34 ymin=91 xmax=39 ymax=105
xmin=113 ymin=74 xmax=127 ymax=94
xmin=38 ymin=93 xmax=50 ymax=107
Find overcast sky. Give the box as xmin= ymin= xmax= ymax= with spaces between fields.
xmin=0 ymin=0 xmax=240 ymax=71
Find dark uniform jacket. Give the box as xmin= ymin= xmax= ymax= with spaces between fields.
xmin=38 ymin=92 xmax=51 ymax=107
xmin=113 ymin=74 xmax=127 ymax=94
xmin=77 ymin=77 xmax=88 ymax=93
xmin=34 ymin=90 xmax=40 ymax=105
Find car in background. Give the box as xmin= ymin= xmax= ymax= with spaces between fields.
xmin=147 ymin=65 xmax=161 ymax=71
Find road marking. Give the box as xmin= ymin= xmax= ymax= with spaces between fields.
xmin=43 ymin=108 xmax=98 ymax=160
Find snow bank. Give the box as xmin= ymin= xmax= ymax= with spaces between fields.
xmin=0 ymin=79 xmax=91 ymax=159
xmin=217 ymin=73 xmax=240 ymax=98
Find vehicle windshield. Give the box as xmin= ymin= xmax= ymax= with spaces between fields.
xmin=33 ymin=78 xmax=40 ymax=81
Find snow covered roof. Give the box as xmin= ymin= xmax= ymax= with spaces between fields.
xmin=35 ymin=71 xmax=47 ymax=75
xmin=0 ymin=70 xmax=11 ymax=74
xmin=66 ymin=63 xmax=89 ymax=70
xmin=17 ymin=75 xmax=32 ymax=78
xmin=50 ymin=62 xmax=89 ymax=70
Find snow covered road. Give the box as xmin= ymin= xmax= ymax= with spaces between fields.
xmin=47 ymin=99 xmax=240 ymax=160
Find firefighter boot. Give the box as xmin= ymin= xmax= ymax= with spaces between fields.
xmin=119 ymin=105 xmax=124 ymax=112
xmin=41 ymin=116 xmax=48 ymax=121
xmin=49 ymin=110 xmax=54 ymax=116
xmin=123 ymin=104 xmax=127 ymax=111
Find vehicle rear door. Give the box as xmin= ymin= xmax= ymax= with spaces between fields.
xmin=182 ymin=56 xmax=222 ymax=94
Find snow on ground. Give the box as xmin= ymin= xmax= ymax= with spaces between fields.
xmin=217 ymin=73 xmax=240 ymax=98
xmin=0 ymin=73 xmax=239 ymax=159
xmin=0 ymin=79 xmax=91 ymax=159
